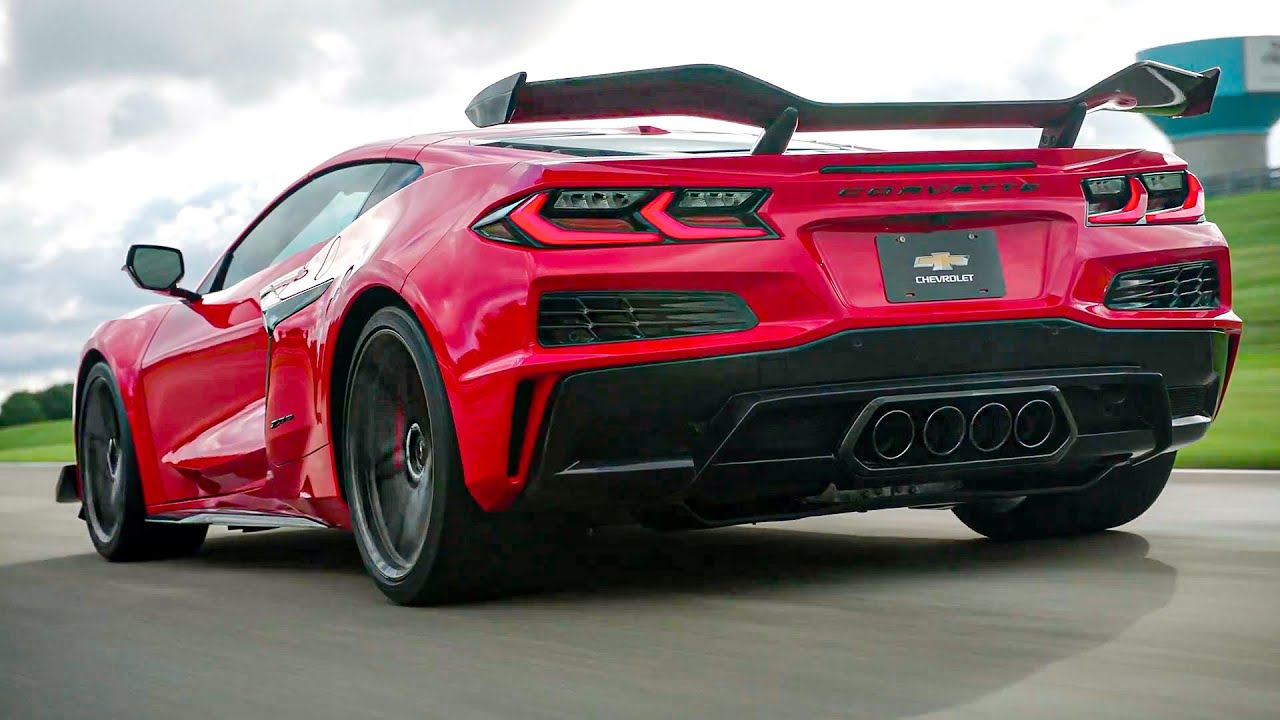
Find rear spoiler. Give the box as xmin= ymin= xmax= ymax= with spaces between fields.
xmin=465 ymin=62 xmax=1219 ymax=152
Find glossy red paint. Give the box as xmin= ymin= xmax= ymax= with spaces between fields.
xmin=77 ymin=132 xmax=1242 ymax=526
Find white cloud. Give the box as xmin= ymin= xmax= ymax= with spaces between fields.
xmin=0 ymin=3 xmax=8 ymax=68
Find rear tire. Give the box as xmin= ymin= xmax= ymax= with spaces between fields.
xmin=78 ymin=363 xmax=207 ymax=561
xmin=953 ymin=453 xmax=1175 ymax=541
xmin=342 ymin=306 xmax=563 ymax=605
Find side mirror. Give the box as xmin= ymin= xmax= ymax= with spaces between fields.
xmin=123 ymin=244 xmax=199 ymax=301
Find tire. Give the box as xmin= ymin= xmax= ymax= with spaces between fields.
xmin=953 ymin=453 xmax=1175 ymax=541
xmin=78 ymin=363 xmax=207 ymax=561
xmin=341 ymin=306 xmax=561 ymax=605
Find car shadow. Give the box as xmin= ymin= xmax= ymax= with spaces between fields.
xmin=4 ymin=522 xmax=1177 ymax=719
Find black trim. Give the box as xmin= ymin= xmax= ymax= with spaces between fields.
xmin=507 ymin=380 xmax=535 ymax=476
xmin=834 ymin=384 xmax=1083 ymax=475
xmin=537 ymin=291 xmax=758 ymax=347
xmin=123 ymin=244 xmax=200 ymax=301
xmin=359 ymin=162 xmax=424 ymax=216
xmin=467 ymin=63 xmax=1219 ymax=144
xmin=1104 ymin=261 xmax=1219 ymax=310
xmin=262 ymin=279 xmax=334 ymax=334
xmin=750 ymin=106 xmax=798 ymax=155
xmin=517 ymin=320 xmax=1228 ymax=514
xmin=55 ymin=464 xmax=79 ymax=503
xmin=1039 ymin=102 xmax=1087 ymax=149
xmin=820 ymin=161 xmax=1037 ymax=174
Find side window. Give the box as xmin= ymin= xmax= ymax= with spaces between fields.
xmin=360 ymin=162 xmax=423 ymax=216
xmin=218 ymin=163 xmax=391 ymax=290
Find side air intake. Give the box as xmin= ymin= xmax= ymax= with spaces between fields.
xmin=1104 ymin=261 xmax=1219 ymax=310
xmin=538 ymin=291 xmax=756 ymax=346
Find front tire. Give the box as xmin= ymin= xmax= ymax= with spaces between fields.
xmin=78 ymin=363 xmax=207 ymax=561
xmin=342 ymin=307 xmax=555 ymax=605
xmin=954 ymin=453 xmax=1175 ymax=541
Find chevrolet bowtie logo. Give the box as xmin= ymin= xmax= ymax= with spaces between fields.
xmin=914 ymin=252 xmax=970 ymax=272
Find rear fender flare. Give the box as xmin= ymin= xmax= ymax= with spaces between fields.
xmin=75 ymin=305 xmax=174 ymax=506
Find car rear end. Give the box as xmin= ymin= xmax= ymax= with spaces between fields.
xmin=423 ymin=143 xmax=1238 ymax=525
xmin=399 ymin=60 xmax=1234 ymax=527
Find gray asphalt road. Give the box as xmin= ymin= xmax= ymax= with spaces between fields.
xmin=2 ymin=465 xmax=1278 ymax=720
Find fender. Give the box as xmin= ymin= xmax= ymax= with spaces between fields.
xmin=261 ymin=162 xmax=532 ymax=507
xmin=261 ymin=173 xmax=441 ymax=489
xmin=76 ymin=303 xmax=175 ymax=506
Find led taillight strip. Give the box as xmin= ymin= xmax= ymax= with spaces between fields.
xmin=482 ymin=188 xmax=775 ymax=247
xmin=639 ymin=191 xmax=769 ymax=240
xmin=1146 ymin=172 xmax=1204 ymax=224
xmin=1089 ymin=177 xmax=1148 ymax=224
xmin=508 ymin=193 xmax=663 ymax=246
xmin=1086 ymin=171 xmax=1205 ymax=226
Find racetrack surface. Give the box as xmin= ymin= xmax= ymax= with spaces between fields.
xmin=2 ymin=465 xmax=1277 ymax=719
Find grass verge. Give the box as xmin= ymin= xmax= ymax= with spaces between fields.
xmin=0 ymin=419 xmax=73 ymax=463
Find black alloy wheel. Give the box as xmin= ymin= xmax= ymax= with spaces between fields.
xmin=78 ymin=363 xmax=207 ymax=561
xmin=343 ymin=306 xmax=577 ymax=605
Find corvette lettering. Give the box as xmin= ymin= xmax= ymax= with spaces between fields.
xmin=839 ymin=182 xmax=1038 ymax=197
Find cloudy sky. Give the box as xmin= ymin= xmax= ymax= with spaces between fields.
xmin=0 ymin=0 xmax=1276 ymax=401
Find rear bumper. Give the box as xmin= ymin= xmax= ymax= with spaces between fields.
xmin=518 ymin=319 xmax=1230 ymax=517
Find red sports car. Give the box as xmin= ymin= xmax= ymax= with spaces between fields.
xmin=59 ymin=62 xmax=1240 ymax=604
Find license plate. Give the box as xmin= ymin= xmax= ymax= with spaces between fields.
xmin=876 ymin=229 xmax=1007 ymax=303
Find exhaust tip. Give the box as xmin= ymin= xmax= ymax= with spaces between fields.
xmin=1014 ymin=399 xmax=1056 ymax=449
xmin=871 ymin=409 xmax=914 ymax=460
xmin=969 ymin=402 xmax=1013 ymax=453
xmin=922 ymin=405 xmax=966 ymax=457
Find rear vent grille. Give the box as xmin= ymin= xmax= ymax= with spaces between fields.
xmin=538 ymin=291 xmax=756 ymax=346
xmin=507 ymin=380 xmax=535 ymax=476
xmin=1167 ymin=385 xmax=1208 ymax=418
xmin=1104 ymin=261 xmax=1219 ymax=310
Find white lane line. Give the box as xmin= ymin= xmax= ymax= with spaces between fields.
xmin=1174 ymin=468 xmax=1280 ymax=476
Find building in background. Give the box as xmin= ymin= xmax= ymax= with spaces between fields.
xmin=1139 ymin=36 xmax=1280 ymax=194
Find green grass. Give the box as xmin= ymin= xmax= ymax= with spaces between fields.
xmin=1174 ymin=190 xmax=1280 ymax=469
xmin=1177 ymin=351 xmax=1280 ymax=469
xmin=0 ymin=193 xmax=1277 ymax=468
xmin=0 ymin=419 xmax=73 ymax=462
xmin=1208 ymin=190 xmax=1280 ymax=351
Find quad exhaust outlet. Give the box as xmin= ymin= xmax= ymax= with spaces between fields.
xmin=859 ymin=393 xmax=1066 ymax=466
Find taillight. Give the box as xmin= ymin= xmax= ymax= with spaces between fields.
xmin=1086 ymin=176 xmax=1146 ymax=224
xmin=1144 ymin=171 xmax=1204 ymax=224
xmin=472 ymin=188 xmax=775 ymax=247
xmin=1083 ymin=170 xmax=1204 ymax=225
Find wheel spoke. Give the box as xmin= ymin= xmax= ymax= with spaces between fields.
xmin=108 ymin=472 xmax=124 ymax=507
xmin=396 ymin=482 xmax=431 ymax=557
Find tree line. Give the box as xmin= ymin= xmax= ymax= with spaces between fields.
xmin=0 ymin=384 xmax=74 ymax=427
